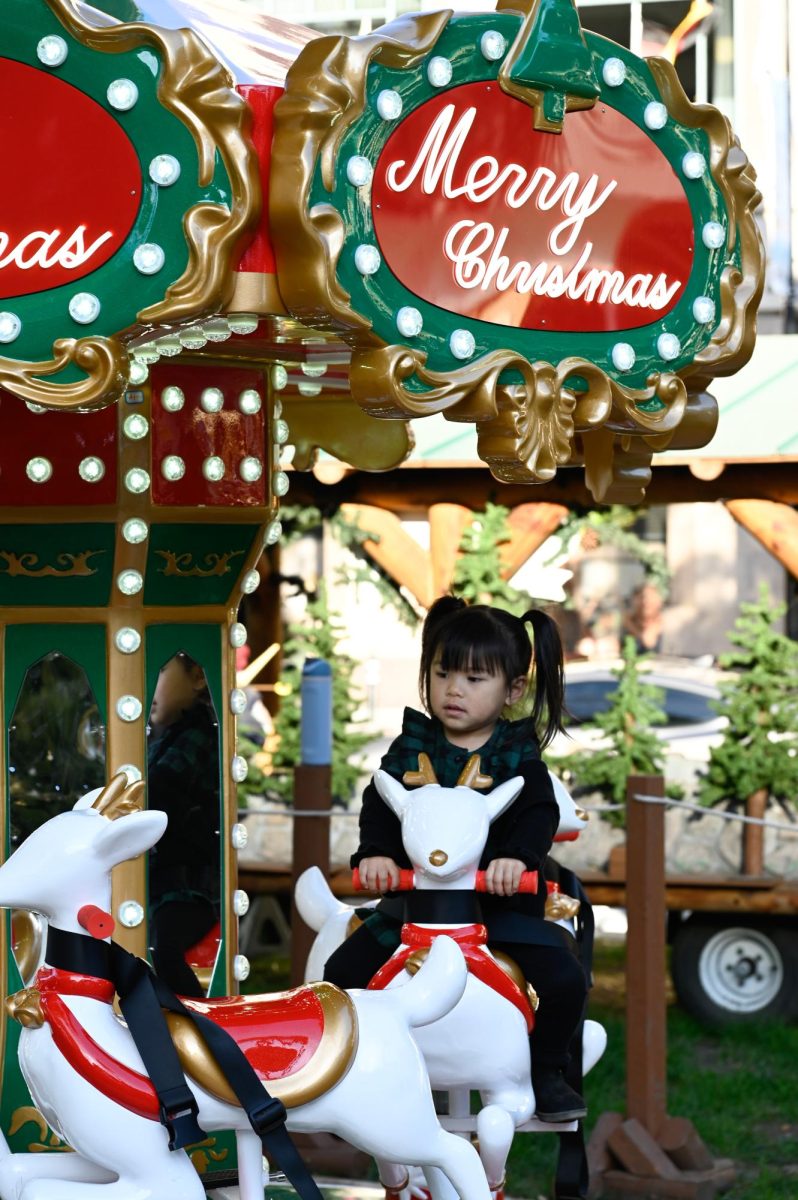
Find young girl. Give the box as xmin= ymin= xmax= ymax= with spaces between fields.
xmin=323 ymin=596 xmax=588 ymax=1123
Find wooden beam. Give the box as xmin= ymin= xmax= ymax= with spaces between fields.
xmin=339 ymin=502 xmax=433 ymax=608
xmin=501 ymin=502 xmax=569 ymax=578
xmin=429 ymin=503 xmax=472 ymax=597
xmin=724 ymin=498 xmax=798 ymax=578
xmin=288 ymin=462 xmax=798 ymax=514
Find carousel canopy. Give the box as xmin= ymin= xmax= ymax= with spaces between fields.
xmin=85 ymin=0 xmax=317 ymax=83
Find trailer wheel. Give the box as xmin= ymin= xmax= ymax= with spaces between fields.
xmin=671 ymin=918 xmax=798 ymax=1025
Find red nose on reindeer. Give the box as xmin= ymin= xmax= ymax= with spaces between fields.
xmin=78 ymin=905 xmax=116 ymax=939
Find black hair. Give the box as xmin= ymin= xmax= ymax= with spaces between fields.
xmin=419 ymin=596 xmax=565 ymax=748
xmin=173 ymin=652 xmax=214 ymax=713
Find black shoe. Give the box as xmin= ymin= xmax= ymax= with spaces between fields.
xmin=532 ymin=1067 xmax=587 ymax=1123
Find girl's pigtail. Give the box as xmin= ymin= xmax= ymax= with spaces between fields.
xmin=523 ymin=609 xmax=565 ymax=749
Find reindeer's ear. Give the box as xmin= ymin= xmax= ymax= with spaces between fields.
xmin=486 ymin=777 xmax=525 ymax=823
xmin=74 ymin=787 xmax=104 ymax=811
xmin=374 ymin=770 xmax=409 ymax=818
xmin=95 ymin=810 xmax=167 ymax=867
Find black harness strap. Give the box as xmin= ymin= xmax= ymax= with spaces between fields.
xmin=46 ymin=927 xmax=325 ymax=1200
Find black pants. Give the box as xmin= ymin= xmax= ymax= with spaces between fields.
xmin=323 ymin=923 xmax=587 ymax=1069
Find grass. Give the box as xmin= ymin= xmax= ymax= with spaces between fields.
xmin=245 ymin=943 xmax=798 ymax=1199
xmin=507 ymin=941 xmax=798 ymax=1200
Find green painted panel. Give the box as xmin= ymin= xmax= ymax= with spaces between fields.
xmin=144 ymin=524 xmax=258 ymax=606
xmin=0 ymin=525 xmax=115 ymax=607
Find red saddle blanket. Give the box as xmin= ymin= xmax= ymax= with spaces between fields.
xmin=35 ymin=967 xmax=349 ymax=1120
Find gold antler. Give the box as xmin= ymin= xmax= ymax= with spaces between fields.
xmin=402 ymin=753 xmax=439 ymax=787
xmin=92 ymin=774 xmax=146 ymax=820
xmin=456 ymin=756 xmax=494 ymax=790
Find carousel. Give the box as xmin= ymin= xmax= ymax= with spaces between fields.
xmin=0 ymin=0 xmax=763 ymax=1197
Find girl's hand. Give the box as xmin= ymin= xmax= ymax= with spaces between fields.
xmin=358 ymin=856 xmax=401 ymax=892
xmin=485 ymin=858 xmax=526 ymax=896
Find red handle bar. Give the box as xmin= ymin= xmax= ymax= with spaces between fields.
xmin=352 ymin=868 xmax=539 ymax=893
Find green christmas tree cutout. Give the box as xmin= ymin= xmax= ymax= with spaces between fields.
xmin=550 ymin=636 xmax=679 ymax=827
xmin=498 ymin=0 xmax=600 ymax=131
xmin=698 ymin=586 xmax=798 ymax=814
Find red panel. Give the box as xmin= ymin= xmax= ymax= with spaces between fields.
xmin=0 ymin=59 xmax=141 ymax=299
xmin=150 ymin=365 xmax=267 ymax=507
xmin=372 ymin=83 xmax=694 ymax=333
xmin=0 ymin=392 xmax=117 ymax=506
xmin=237 ymin=84 xmax=282 ymax=275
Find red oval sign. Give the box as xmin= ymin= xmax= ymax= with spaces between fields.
xmin=0 ymin=58 xmax=141 ymax=300
xmin=372 ymin=82 xmax=694 ymax=333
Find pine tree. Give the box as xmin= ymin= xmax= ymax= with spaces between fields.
xmin=452 ymin=502 xmax=528 ymax=615
xmin=551 ymin=637 xmax=673 ymax=827
xmin=268 ymin=584 xmax=373 ymax=805
xmin=697 ymin=587 xmax=798 ymax=811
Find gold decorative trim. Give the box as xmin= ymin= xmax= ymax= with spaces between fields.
xmin=647 ymin=57 xmax=764 ymax=394
xmin=545 ymin=892 xmax=581 ymax=921
xmin=0 ymin=550 xmax=105 ymax=578
xmin=8 ymin=1106 xmax=72 ymax=1152
xmin=491 ymin=949 xmax=528 ymax=998
xmin=166 ymin=982 xmax=358 ymax=1109
xmin=10 ymin=912 xmax=42 ymax=986
xmin=6 ymin=988 xmax=44 ymax=1029
xmin=0 ymin=336 xmax=129 ymax=413
xmin=271 ymin=12 xmax=449 ymax=335
xmin=227 ymin=272 xmax=287 ymax=318
xmin=155 ymin=550 xmax=246 ymax=579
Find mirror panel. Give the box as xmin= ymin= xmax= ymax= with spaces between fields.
xmin=146 ymin=652 xmax=221 ymax=997
xmin=8 ymin=651 xmax=105 ymax=982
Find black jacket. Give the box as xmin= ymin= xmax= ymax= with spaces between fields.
xmin=351 ymin=708 xmax=561 ymax=942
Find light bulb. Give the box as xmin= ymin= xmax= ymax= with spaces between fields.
xmin=79 ymin=457 xmax=105 ymax=483
xmin=122 ymin=518 xmax=148 ymax=544
xmin=107 ymin=78 xmax=139 ymax=111
xmin=69 ymin=293 xmax=101 ymax=324
xmin=149 ymin=154 xmax=181 ymax=186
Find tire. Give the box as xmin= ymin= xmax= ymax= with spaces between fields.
xmin=671 ymin=917 xmax=798 ymax=1025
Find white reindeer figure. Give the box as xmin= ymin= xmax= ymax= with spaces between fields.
xmin=296 ymin=762 xmax=605 ymax=1198
xmin=0 ymin=775 xmax=493 ymax=1200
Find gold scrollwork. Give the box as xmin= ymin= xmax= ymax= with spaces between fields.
xmin=189 ymin=1136 xmax=230 ymax=1175
xmin=647 ymin=58 xmax=764 ymax=397
xmin=0 ymin=550 xmax=105 ymax=578
xmin=0 ymin=337 xmax=128 ymax=413
xmin=271 ymin=12 xmax=449 ymax=334
xmin=155 ymin=550 xmax=245 ymax=578
xmin=8 ymin=1106 xmax=71 ymax=1152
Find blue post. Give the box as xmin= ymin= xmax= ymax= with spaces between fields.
xmin=300 ymin=657 xmax=332 ymax=766
xmin=292 ymin=658 xmax=333 ymax=985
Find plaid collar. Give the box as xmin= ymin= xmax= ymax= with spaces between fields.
xmin=383 ymin=707 xmax=539 ymax=788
